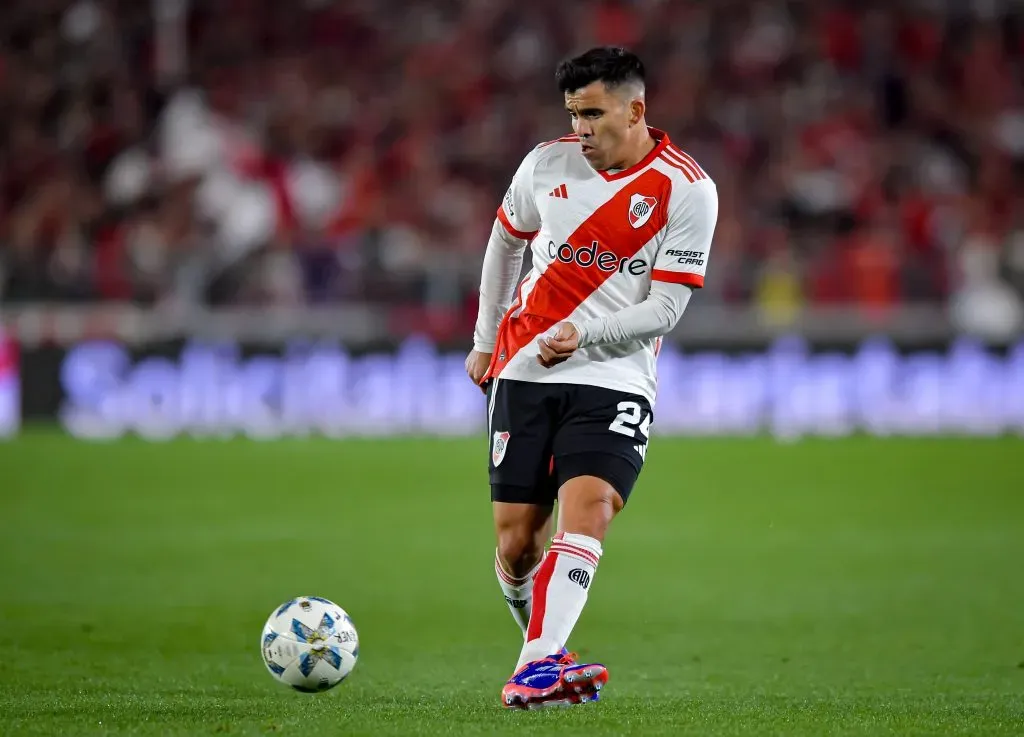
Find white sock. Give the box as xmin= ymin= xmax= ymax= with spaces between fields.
xmin=495 ymin=551 xmax=540 ymax=638
xmin=517 ymin=532 xmax=602 ymax=669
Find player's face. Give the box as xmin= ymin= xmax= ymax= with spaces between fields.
xmin=565 ymin=81 xmax=638 ymax=171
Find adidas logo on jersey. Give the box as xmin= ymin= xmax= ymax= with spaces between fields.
xmin=634 ymin=444 xmax=647 ymax=460
xmin=548 ymin=184 xmax=569 ymax=199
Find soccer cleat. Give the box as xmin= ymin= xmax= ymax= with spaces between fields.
xmin=501 ymin=651 xmax=573 ymax=709
xmin=501 ymin=650 xmax=607 ymax=709
xmin=560 ymin=660 xmax=608 ymax=703
xmin=554 ymin=648 xmax=599 ymax=703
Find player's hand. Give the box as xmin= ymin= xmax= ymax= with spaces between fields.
xmin=537 ymin=322 xmax=579 ymax=368
xmin=465 ymin=349 xmax=492 ymax=393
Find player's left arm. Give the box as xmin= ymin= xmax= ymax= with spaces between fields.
xmin=538 ymin=179 xmax=718 ymax=363
xmin=574 ymin=280 xmax=695 ymax=349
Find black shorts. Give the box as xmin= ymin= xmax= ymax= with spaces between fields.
xmin=486 ymin=378 xmax=652 ymax=506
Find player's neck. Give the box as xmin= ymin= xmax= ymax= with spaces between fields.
xmin=607 ymin=127 xmax=657 ymax=172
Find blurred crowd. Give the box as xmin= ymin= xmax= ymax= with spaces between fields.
xmin=1 ymin=0 xmax=1024 ymax=335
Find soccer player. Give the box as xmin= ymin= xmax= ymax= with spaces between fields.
xmin=465 ymin=46 xmax=718 ymax=709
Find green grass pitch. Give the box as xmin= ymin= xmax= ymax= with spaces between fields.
xmin=1 ymin=430 xmax=1023 ymax=736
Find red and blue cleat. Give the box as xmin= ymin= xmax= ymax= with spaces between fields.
xmin=501 ymin=649 xmax=608 ymax=709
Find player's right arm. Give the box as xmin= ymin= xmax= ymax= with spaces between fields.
xmin=467 ymin=150 xmax=542 ymax=386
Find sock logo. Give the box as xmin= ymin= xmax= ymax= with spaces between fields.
xmin=568 ymin=568 xmax=591 ymax=589
xmin=504 ymin=596 xmax=527 ymax=609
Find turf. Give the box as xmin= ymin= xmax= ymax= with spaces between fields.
xmin=0 ymin=431 xmax=1022 ymax=736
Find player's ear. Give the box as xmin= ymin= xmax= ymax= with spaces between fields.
xmin=629 ymin=99 xmax=645 ymax=126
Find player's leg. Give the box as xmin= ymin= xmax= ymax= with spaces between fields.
xmin=486 ymin=379 xmax=559 ymax=639
xmin=501 ymin=465 xmax=633 ymax=708
xmin=493 ymin=500 xmax=553 ymax=636
xmin=512 ymin=386 xmax=650 ymax=695
xmin=490 ymin=383 xmax=595 ymax=709
xmin=515 ymin=463 xmax=634 ymax=668
xmin=497 ymin=503 xmax=586 ymax=710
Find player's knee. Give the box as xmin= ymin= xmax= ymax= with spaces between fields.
xmin=558 ymin=476 xmax=623 ymax=539
xmin=496 ymin=525 xmax=545 ymax=578
xmin=572 ymin=496 xmax=620 ymax=538
xmin=590 ymin=484 xmax=624 ymax=515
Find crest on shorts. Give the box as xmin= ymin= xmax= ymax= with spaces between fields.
xmin=492 ymin=431 xmax=510 ymax=467
xmin=628 ymin=193 xmax=658 ymax=229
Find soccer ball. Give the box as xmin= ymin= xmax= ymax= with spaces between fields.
xmin=261 ymin=596 xmax=359 ymax=692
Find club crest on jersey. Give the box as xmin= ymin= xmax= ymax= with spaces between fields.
xmin=492 ymin=431 xmax=511 ymax=467
xmin=628 ymin=194 xmax=658 ymax=229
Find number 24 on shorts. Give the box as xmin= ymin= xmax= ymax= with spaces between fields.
xmin=609 ymin=401 xmax=650 ymax=440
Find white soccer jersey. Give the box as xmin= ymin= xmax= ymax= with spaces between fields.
xmin=485 ymin=127 xmax=718 ymax=404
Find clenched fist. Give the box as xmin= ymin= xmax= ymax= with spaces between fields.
xmin=465 ymin=349 xmax=492 ymax=393
xmin=537 ymin=322 xmax=580 ymax=368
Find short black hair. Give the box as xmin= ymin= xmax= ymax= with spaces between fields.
xmin=555 ymin=46 xmax=645 ymax=94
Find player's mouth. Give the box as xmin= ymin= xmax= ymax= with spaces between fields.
xmin=580 ymin=142 xmax=595 ymax=155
